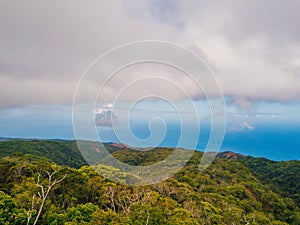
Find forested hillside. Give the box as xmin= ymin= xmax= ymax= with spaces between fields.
xmin=0 ymin=140 xmax=299 ymax=224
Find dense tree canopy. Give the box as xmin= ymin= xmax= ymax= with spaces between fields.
xmin=0 ymin=140 xmax=299 ymax=224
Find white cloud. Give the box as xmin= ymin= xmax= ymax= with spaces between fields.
xmin=0 ymin=0 xmax=299 ymax=110
xmin=95 ymin=103 xmax=116 ymax=127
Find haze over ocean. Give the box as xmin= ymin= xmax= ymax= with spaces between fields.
xmin=0 ymin=106 xmax=299 ymax=161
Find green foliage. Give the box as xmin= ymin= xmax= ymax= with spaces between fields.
xmin=0 ymin=191 xmax=27 ymax=225
xmin=241 ymin=156 xmax=300 ymax=207
xmin=0 ymin=140 xmax=299 ymax=224
xmin=0 ymin=140 xmax=87 ymax=168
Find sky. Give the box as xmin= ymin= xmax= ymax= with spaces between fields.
xmin=0 ymin=0 xmax=299 ymax=159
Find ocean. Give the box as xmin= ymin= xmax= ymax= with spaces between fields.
xmin=98 ymin=121 xmax=300 ymax=161
xmin=0 ymin=113 xmax=299 ymax=161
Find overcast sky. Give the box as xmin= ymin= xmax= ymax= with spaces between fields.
xmin=0 ymin=0 xmax=300 ymax=133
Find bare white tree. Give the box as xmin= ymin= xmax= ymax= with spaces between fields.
xmin=27 ymin=171 xmax=67 ymax=225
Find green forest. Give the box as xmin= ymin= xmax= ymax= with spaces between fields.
xmin=0 ymin=140 xmax=299 ymax=224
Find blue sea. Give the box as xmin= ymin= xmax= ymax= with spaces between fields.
xmin=98 ymin=121 xmax=300 ymax=161
xmin=0 ymin=113 xmax=299 ymax=161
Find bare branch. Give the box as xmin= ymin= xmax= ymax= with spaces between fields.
xmin=27 ymin=171 xmax=67 ymax=225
